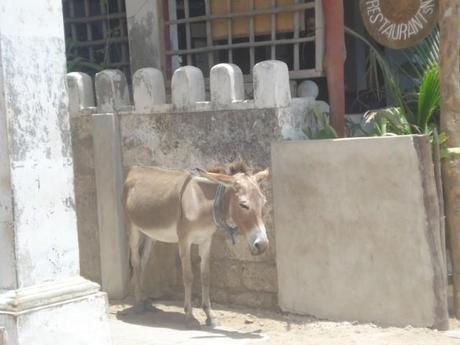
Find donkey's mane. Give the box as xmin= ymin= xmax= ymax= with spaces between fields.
xmin=207 ymin=160 xmax=251 ymax=176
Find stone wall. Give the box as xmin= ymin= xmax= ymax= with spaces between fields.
xmin=67 ymin=60 xmax=328 ymax=309
xmin=120 ymin=109 xmax=280 ymax=307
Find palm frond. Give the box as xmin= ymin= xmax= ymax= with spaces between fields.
xmin=417 ymin=64 xmax=440 ymax=132
xmin=346 ymin=26 xmax=441 ymax=138
xmin=401 ymin=28 xmax=439 ymax=80
xmin=345 ymin=27 xmax=406 ymax=113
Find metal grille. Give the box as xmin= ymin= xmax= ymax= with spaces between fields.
xmin=63 ymin=0 xmax=131 ymax=79
xmin=165 ymin=0 xmax=324 ymax=79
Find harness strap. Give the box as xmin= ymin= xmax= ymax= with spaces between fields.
xmin=212 ymin=184 xmax=237 ymax=245
xmin=185 ymin=169 xmax=237 ymax=245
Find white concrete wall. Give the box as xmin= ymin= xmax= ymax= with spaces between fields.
xmin=0 ymin=0 xmax=79 ymax=290
xmin=0 ymin=292 xmax=111 ymax=345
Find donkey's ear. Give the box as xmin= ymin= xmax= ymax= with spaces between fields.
xmin=198 ymin=170 xmax=234 ymax=186
xmin=253 ymin=168 xmax=269 ymax=183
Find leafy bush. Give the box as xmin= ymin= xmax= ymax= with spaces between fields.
xmin=362 ymin=64 xmax=440 ymax=136
xmin=344 ymin=28 xmax=441 ymax=137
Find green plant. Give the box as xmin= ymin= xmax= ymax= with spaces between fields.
xmin=362 ymin=107 xmax=410 ymax=136
xmin=66 ymin=40 xmax=107 ymax=73
xmin=64 ymin=0 xmax=121 ymax=74
xmin=414 ymin=64 xmax=440 ymax=133
xmin=345 ymin=27 xmax=405 ymax=109
xmin=402 ymin=29 xmax=439 ymax=80
xmin=304 ymin=106 xmax=338 ymax=139
xmin=362 ymin=63 xmax=440 ymax=136
xmin=345 ymin=27 xmax=441 ymax=138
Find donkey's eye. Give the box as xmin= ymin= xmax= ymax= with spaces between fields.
xmin=239 ymin=203 xmax=250 ymax=210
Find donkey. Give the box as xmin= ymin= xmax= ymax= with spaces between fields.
xmin=123 ymin=161 xmax=269 ymax=328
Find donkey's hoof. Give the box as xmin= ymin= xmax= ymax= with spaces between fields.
xmin=185 ymin=317 xmax=201 ymax=330
xmin=131 ymin=304 xmax=147 ymax=314
xmin=143 ymin=301 xmax=159 ymax=313
xmin=205 ymin=318 xmax=219 ymax=328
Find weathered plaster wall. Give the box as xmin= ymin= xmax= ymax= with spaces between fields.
xmin=272 ymin=136 xmax=448 ymax=329
xmin=70 ymin=109 xmax=285 ymax=307
xmin=0 ymin=1 xmax=111 ymax=344
xmin=68 ymin=61 xmax=326 ymax=308
xmin=71 ymin=106 xmax=333 ymax=307
xmin=0 ymin=6 xmax=80 ymax=288
xmin=119 ymin=109 xmax=280 ymax=307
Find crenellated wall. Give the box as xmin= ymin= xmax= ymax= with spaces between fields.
xmin=67 ymin=60 xmax=328 ymax=308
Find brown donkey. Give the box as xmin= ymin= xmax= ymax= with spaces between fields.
xmin=123 ymin=162 xmax=269 ymax=328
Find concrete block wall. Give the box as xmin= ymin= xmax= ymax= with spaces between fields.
xmin=67 ymin=60 xmax=328 ymax=309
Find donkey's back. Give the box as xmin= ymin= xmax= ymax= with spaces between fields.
xmin=123 ymin=166 xmax=190 ymax=236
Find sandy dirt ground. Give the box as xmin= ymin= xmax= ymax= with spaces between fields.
xmin=110 ymin=299 xmax=460 ymax=345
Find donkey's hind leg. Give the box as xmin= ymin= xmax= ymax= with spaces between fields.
xmin=139 ymin=236 xmax=158 ymax=312
xmin=128 ymin=225 xmax=150 ymax=313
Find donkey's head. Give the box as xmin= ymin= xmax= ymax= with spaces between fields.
xmin=200 ymin=164 xmax=269 ymax=256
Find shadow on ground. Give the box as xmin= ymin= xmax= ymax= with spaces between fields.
xmin=115 ymin=300 xmax=264 ymax=341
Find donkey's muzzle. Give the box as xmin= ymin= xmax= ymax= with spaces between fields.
xmin=251 ymin=238 xmax=269 ymax=255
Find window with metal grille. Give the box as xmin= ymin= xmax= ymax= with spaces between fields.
xmin=62 ymin=0 xmax=131 ymax=80
xmin=164 ymin=0 xmax=324 ymax=79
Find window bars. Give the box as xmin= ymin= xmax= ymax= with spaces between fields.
xmin=165 ymin=0 xmax=324 ymax=79
xmin=63 ymin=0 xmax=131 ymax=79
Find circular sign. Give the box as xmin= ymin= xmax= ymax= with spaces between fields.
xmin=360 ymin=0 xmax=438 ymax=49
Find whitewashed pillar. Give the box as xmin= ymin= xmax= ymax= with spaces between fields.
xmin=133 ymin=67 xmax=166 ymax=113
xmin=210 ymin=63 xmax=244 ymax=106
xmin=171 ymin=66 xmax=205 ymax=109
xmin=66 ymin=72 xmax=95 ymax=116
xmin=95 ymin=70 xmax=130 ymax=113
xmin=93 ymin=70 xmax=130 ymax=299
xmin=253 ymin=60 xmax=291 ymax=108
xmin=0 ymin=1 xmax=112 ymax=344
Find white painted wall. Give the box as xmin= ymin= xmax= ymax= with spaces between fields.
xmin=0 ymin=1 xmax=112 ymax=343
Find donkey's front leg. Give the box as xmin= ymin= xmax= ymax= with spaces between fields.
xmin=179 ymin=238 xmax=200 ymax=329
xmin=199 ymin=238 xmax=218 ymax=327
